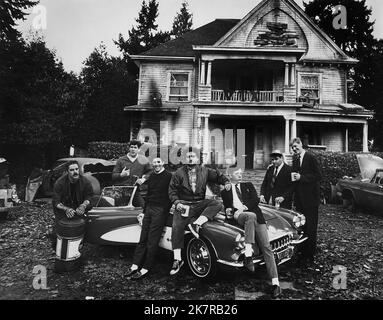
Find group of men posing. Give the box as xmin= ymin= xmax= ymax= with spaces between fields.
xmin=52 ymin=137 xmax=321 ymax=299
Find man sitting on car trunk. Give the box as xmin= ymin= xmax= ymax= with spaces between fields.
xmin=168 ymin=147 xmax=231 ymax=276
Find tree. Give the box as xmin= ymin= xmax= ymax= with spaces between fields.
xmin=80 ymin=44 xmax=137 ymax=144
xmin=171 ymin=1 xmax=193 ymax=38
xmin=304 ymin=0 xmax=383 ymax=149
xmin=0 ymin=0 xmax=38 ymax=41
xmin=115 ymin=0 xmax=170 ymax=56
xmin=303 ymin=0 xmax=375 ymax=57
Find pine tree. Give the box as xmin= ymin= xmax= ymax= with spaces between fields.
xmin=171 ymin=1 xmax=193 ymax=38
xmin=115 ymin=0 xmax=170 ymax=55
xmin=0 ymin=0 xmax=38 ymax=41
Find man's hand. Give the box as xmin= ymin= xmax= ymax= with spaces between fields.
xmin=275 ymin=196 xmax=285 ymax=204
xmin=176 ymin=203 xmax=185 ymax=210
xmin=136 ymin=177 xmax=146 ymax=185
xmin=65 ymin=208 xmax=76 ymax=219
xmin=260 ymin=195 xmax=267 ymax=204
xmin=137 ymin=213 xmax=144 ymax=226
xmin=120 ymin=167 xmax=130 ymax=177
xmin=76 ymin=204 xmax=87 ymax=216
xmin=293 ymin=173 xmax=301 ymax=181
xmin=224 ymin=182 xmax=231 ymax=191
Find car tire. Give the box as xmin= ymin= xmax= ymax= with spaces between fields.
xmin=186 ymin=236 xmax=218 ymax=280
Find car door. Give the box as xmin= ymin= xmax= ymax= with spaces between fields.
xmin=367 ymin=170 xmax=383 ymax=213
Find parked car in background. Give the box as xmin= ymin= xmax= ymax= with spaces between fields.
xmin=25 ymin=158 xmax=116 ymax=202
xmin=84 ymin=186 xmax=307 ymax=280
xmin=335 ymin=154 xmax=383 ymax=214
xmin=0 ymin=158 xmax=21 ymax=217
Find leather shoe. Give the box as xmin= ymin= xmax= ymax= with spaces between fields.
xmin=271 ymin=285 xmax=282 ymax=298
xmin=131 ymin=270 xmax=148 ymax=280
xmin=244 ymin=256 xmax=254 ymax=272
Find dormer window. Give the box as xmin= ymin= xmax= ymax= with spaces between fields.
xmin=167 ymin=71 xmax=191 ymax=102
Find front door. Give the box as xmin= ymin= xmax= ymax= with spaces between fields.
xmin=253 ymin=127 xmax=265 ymax=169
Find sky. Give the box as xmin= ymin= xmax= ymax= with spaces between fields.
xmin=18 ymin=0 xmax=383 ymax=74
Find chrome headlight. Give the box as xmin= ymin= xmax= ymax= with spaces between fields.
xmin=293 ymin=216 xmax=301 ymax=228
xmin=299 ymin=214 xmax=306 ymax=226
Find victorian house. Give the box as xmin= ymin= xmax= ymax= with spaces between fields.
xmin=125 ymin=0 xmax=373 ymax=169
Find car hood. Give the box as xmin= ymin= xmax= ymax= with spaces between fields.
xmin=357 ymin=154 xmax=383 ymax=181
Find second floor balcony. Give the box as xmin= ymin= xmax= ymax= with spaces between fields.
xmin=211 ymin=89 xmax=284 ymax=102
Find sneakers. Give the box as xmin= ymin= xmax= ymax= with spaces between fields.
xmin=170 ymin=259 xmax=184 ymax=275
xmin=188 ymin=223 xmax=201 ymax=239
xmin=244 ymin=256 xmax=255 ymax=272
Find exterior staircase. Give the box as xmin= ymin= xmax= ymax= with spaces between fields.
xmin=241 ymin=169 xmax=267 ymax=192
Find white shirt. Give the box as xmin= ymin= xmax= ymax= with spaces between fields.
xmin=299 ymin=150 xmax=306 ymax=166
xmin=231 ymin=183 xmax=244 ymax=210
xmin=127 ymin=154 xmax=138 ymax=163
xmin=274 ymin=162 xmax=284 ymax=176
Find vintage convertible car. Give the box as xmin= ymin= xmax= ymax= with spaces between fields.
xmin=335 ymin=154 xmax=383 ymax=214
xmin=84 ymin=186 xmax=307 ymax=280
xmin=25 ymin=157 xmax=116 ymax=202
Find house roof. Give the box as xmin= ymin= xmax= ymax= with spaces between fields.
xmin=137 ymin=19 xmax=240 ymax=57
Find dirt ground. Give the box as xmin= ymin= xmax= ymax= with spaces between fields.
xmin=0 ymin=202 xmax=382 ymax=300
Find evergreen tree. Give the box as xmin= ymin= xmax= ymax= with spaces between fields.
xmin=0 ymin=0 xmax=38 ymax=41
xmin=171 ymin=1 xmax=193 ymax=38
xmin=115 ymin=0 xmax=170 ymax=55
xmin=304 ymin=0 xmax=383 ymax=149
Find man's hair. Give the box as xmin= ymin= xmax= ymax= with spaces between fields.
xmin=181 ymin=146 xmax=201 ymax=163
xmin=129 ymin=140 xmax=142 ymax=148
xmin=66 ymin=160 xmax=79 ymax=171
xmin=290 ymin=137 xmax=302 ymax=146
xmin=226 ymin=166 xmax=243 ymax=177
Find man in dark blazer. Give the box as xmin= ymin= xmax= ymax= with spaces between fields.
xmin=260 ymin=150 xmax=294 ymax=209
xmin=290 ymin=137 xmax=322 ymax=263
xmin=221 ymin=167 xmax=281 ymax=298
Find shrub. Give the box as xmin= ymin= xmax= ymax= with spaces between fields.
xmin=88 ymin=141 xmax=129 ymax=160
xmin=310 ymin=150 xmax=383 ymax=202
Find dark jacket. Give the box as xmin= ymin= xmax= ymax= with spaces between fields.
xmin=52 ymin=174 xmax=94 ymax=221
xmin=260 ymin=163 xmax=294 ymax=209
xmin=221 ymin=182 xmax=266 ymax=224
xmin=292 ymin=151 xmax=322 ymax=207
xmin=168 ymin=165 xmax=229 ymax=204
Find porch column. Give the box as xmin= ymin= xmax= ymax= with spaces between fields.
xmin=284 ymin=63 xmax=289 ymax=87
xmin=291 ymin=119 xmax=297 ymax=140
xmin=206 ymin=61 xmax=212 ymax=86
xmin=345 ymin=127 xmax=349 ymax=152
xmin=200 ymin=61 xmax=206 ymax=85
xmin=290 ymin=63 xmax=296 ymax=86
xmin=285 ymin=118 xmax=290 ymax=153
xmin=202 ymin=114 xmax=210 ymax=163
xmin=363 ymin=121 xmax=368 ymax=152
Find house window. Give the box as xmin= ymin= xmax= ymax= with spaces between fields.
xmin=299 ymin=73 xmax=321 ymax=104
xmin=168 ymin=72 xmax=190 ymax=101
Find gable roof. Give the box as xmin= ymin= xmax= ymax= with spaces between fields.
xmin=214 ymin=0 xmax=356 ymax=63
xmin=138 ymin=19 xmax=239 ymax=57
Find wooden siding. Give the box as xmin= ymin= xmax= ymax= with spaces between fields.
xmin=138 ymin=61 xmax=196 ymax=107
xmin=218 ymin=0 xmax=344 ymax=61
xmin=296 ymin=65 xmax=346 ymax=104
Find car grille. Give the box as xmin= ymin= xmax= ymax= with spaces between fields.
xmin=271 ymin=235 xmax=291 ymax=252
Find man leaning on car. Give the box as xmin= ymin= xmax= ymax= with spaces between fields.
xmin=52 ymin=160 xmax=94 ymax=224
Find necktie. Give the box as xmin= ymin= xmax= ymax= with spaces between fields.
xmin=270 ymin=167 xmax=278 ymax=189
xmin=235 ymin=184 xmax=243 ymax=202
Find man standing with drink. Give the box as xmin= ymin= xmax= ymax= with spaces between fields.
xmin=290 ymin=137 xmax=322 ymax=264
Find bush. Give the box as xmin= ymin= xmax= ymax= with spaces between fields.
xmin=88 ymin=141 xmax=129 ymax=160
xmin=311 ymin=150 xmax=383 ymax=202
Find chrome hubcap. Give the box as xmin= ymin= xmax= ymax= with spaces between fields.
xmin=188 ymin=238 xmax=211 ymax=276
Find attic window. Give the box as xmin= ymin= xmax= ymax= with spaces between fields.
xmin=168 ymin=72 xmax=190 ymax=101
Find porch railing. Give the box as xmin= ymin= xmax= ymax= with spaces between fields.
xmin=211 ymin=90 xmax=284 ymax=102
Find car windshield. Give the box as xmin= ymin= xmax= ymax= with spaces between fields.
xmin=93 ymin=186 xmax=136 ymax=207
